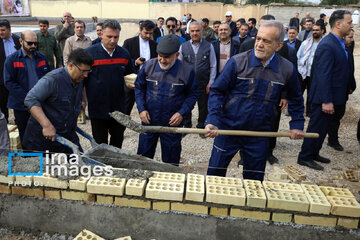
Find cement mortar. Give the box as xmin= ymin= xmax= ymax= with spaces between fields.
xmin=112 ymin=168 xmax=153 ymax=180
xmin=110 ymin=111 xmax=145 ymax=133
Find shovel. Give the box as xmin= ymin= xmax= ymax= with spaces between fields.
xmin=109 ymin=111 xmax=319 ymax=138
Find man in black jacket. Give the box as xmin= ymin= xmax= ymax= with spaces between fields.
xmin=152 ymin=17 xmax=164 ymax=42
xmin=0 ymin=20 xmax=21 ymax=121
xmin=123 ymin=20 xmax=157 ymax=115
xmin=289 ymin=13 xmax=300 ymax=32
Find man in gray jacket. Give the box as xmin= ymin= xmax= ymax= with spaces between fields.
xmin=298 ymin=19 xmax=313 ymax=41
xmin=54 ymin=11 xmax=75 ymax=64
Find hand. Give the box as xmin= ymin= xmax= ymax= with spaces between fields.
xmin=279 ymin=99 xmax=288 ymax=111
xmin=43 ymin=124 xmax=56 ymax=142
xmin=139 ymin=110 xmax=151 ymax=124
xmin=322 ymin=103 xmax=334 ymax=115
xmin=126 ymin=83 xmax=135 ymax=89
xmin=169 ymin=112 xmax=183 ymax=127
xmin=206 ymin=83 xmax=211 ymax=94
xmin=135 ymin=57 xmax=145 ymax=66
xmin=289 ymin=129 xmax=304 ymax=140
xmin=63 ymin=20 xmax=70 ymax=28
xmin=205 ymin=124 xmax=219 ymax=138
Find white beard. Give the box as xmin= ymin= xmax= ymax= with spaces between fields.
xmin=158 ymin=59 xmax=176 ymax=71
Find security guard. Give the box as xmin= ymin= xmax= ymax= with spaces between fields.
xmin=205 ymin=21 xmax=305 ymax=181
xmin=135 ymin=34 xmax=199 ymax=165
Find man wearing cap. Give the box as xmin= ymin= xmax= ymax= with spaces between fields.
xmin=135 ymin=34 xmax=199 ymax=166
xmin=225 ymin=11 xmax=237 ymax=37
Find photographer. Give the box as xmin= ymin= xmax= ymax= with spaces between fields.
xmin=54 ymin=12 xmax=75 ymax=64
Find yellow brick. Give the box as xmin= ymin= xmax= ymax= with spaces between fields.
xmin=210 ymin=207 xmax=228 ymax=217
xmin=15 ymin=176 xmax=33 ymax=187
xmin=301 ymin=184 xmax=331 ymax=215
xmin=230 ymin=209 xmax=270 ymax=221
xmin=265 ymin=189 xmax=309 ymax=212
xmin=44 ymin=190 xmax=61 ymax=199
xmin=285 ymin=165 xmax=306 ymax=181
xmin=12 ymin=186 xmax=44 ymax=197
xmin=206 ymin=175 xmax=242 ymax=187
xmin=7 ymin=124 xmax=17 ymax=132
xmin=263 ymin=181 xmax=303 ymax=193
xmin=61 ymin=190 xmax=95 ymax=202
xmin=206 ymin=184 xmax=245 ymax=206
xmin=320 ymin=186 xmax=354 ymax=198
xmin=294 ymin=215 xmax=337 ymax=227
xmin=33 ymin=175 xmax=68 ymax=189
xmin=114 ymin=236 xmax=132 ymax=240
xmin=171 ymin=202 xmax=208 ymax=215
xmin=125 ymin=178 xmax=146 ymax=196
xmin=185 ymin=173 xmax=204 ymax=202
xmin=69 ymin=177 xmax=88 ymax=191
xmin=327 ymin=196 xmax=360 ymax=217
xmin=87 ymin=176 xmax=125 ymax=196
xmin=0 ymin=184 xmax=11 ymax=194
xmin=272 ymin=213 xmax=293 ymax=223
xmin=337 ymin=218 xmax=359 ymax=229
xmin=0 ymin=175 xmax=15 ymax=184
xmin=243 ymin=180 xmax=266 ymax=208
xmin=74 ymin=229 xmax=104 ymax=240
xmin=152 ymin=201 xmax=170 ymax=211
xmin=115 ymin=197 xmax=151 ymax=209
xmin=149 ymin=171 xmax=185 ymax=183
xmin=146 ymin=181 xmax=184 ymax=201
xmin=97 ymin=195 xmax=114 ymax=205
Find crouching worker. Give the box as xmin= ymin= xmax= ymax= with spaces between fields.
xmin=135 ymin=35 xmax=199 ymax=165
xmin=22 ymin=48 xmax=94 ymax=153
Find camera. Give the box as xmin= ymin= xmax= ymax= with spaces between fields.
xmin=61 ymin=19 xmax=65 ymax=24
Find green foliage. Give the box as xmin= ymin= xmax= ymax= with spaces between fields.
xmin=203 ymin=0 xmax=235 ymax=4
xmin=245 ymin=0 xmax=290 ymax=4
xmin=320 ymin=0 xmax=358 ymax=5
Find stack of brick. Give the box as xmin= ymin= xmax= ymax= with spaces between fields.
xmin=74 ymin=229 xmax=137 ymax=240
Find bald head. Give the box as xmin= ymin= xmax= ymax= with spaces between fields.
xmin=20 ymin=30 xmax=37 ymax=56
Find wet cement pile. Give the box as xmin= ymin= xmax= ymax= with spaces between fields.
xmin=110 ymin=111 xmax=145 ymax=133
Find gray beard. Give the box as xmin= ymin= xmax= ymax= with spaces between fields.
xmin=158 ymin=59 xmax=176 ymax=71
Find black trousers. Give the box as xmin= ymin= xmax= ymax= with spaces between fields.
xmin=90 ymin=118 xmax=126 ymax=149
xmin=327 ymin=104 xmax=346 ymax=144
xmin=0 ymin=85 xmax=9 ymax=122
xmin=124 ymin=87 xmax=135 ymax=115
xmin=13 ymin=110 xmax=30 ymax=144
xmin=301 ymin=76 xmax=312 ymax=115
xmin=357 ymin=118 xmax=360 ymax=141
xmin=183 ymin=82 xmax=208 ymax=129
xmin=269 ymin=104 xmax=282 ymax=153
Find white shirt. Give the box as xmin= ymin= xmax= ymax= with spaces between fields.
xmin=101 ymin=42 xmax=114 ymax=57
xmin=139 ymin=36 xmax=150 ymax=62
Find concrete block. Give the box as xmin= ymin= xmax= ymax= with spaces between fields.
xmin=0 ymin=184 xmax=11 ymax=194
xmin=243 ymin=180 xmax=266 ymax=208
xmin=74 ymin=229 xmax=104 ymax=240
xmin=87 ymin=176 xmax=125 ymax=196
xmin=114 ymin=236 xmax=132 ymax=240
xmin=0 ymin=175 xmax=15 ymax=184
xmin=171 ymin=202 xmax=208 ymax=215
xmin=272 ymin=213 xmax=292 ymax=223
xmin=97 ymin=195 xmax=114 ymax=205
xmin=185 ymin=173 xmax=204 ymax=202
xmin=44 ymin=190 xmax=61 ymax=199
xmin=230 ymin=209 xmax=270 ymax=221
xmin=320 ymin=186 xmax=354 ymax=198
xmin=12 ymin=186 xmax=44 ymax=197
xmin=210 ymin=207 xmax=228 ymax=217
xmin=146 ymin=181 xmax=184 ymax=201
xmin=294 ymin=215 xmax=337 ymax=227
xmin=285 ymin=165 xmax=306 ymax=181
xmin=114 ymin=197 xmax=151 ymax=209
xmin=152 ymin=201 xmax=170 ymax=211
xmin=301 ymin=184 xmax=331 ymax=215
xmin=33 ymin=174 xmax=68 ymax=189
xmin=343 ymin=170 xmax=358 ymax=182
xmin=125 ymin=178 xmax=146 ymax=197
xmin=61 ymin=190 xmax=95 ymax=202
xmin=206 ymin=184 xmax=245 ymax=206
xmin=337 ymin=217 xmax=359 ymax=229
xmin=206 ymin=175 xmax=242 ymax=187
xmin=327 ymin=196 xmax=360 ymax=217
xmin=69 ymin=177 xmax=89 ymax=191
xmin=15 ymin=176 xmax=33 ymax=187
xmin=265 ymin=189 xmax=309 ymax=212
xmin=150 ymin=171 xmax=185 ymax=183
xmin=263 ymin=181 xmax=303 ymax=193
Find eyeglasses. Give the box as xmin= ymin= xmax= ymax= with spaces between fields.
xmin=24 ymin=40 xmax=38 ymax=46
xmin=74 ymin=64 xmax=92 ymax=74
xmin=167 ymin=25 xmax=176 ymax=29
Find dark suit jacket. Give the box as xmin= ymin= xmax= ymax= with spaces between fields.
xmin=0 ymin=34 xmax=21 ymax=85
xmin=229 ymin=21 xmax=237 ymax=37
xmin=122 ymin=35 xmax=157 ymax=72
xmin=153 ymin=27 xmax=164 ymax=42
xmin=289 ymin=17 xmax=300 ymax=32
xmin=212 ymin=39 xmax=240 ymax=76
xmin=285 ymin=39 xmax=302 ymax=52
xmin=308 ymin=33 xmax=350 ymax=105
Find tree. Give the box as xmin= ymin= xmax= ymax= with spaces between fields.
xmin=320 ymin=0 xmax=358 ymax=5
xmin=203 ymin=0 xmax=235 ymax=4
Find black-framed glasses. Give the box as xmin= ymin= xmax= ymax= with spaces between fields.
xmin=167 ymin=25 xmax=176 ymax=29
xmin=74 ymin=64 xmax=92 ymax=74
xmin=24 ymin=40 xmax=38 ymax=46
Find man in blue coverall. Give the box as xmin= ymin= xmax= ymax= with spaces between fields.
xmin=135 ymin=34 xmax=199 ymax=166
xmin=205 ymin=21 xmax=305 ymax=181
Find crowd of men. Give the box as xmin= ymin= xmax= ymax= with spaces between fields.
xmin=0 ymin=9 xmax=357 ymax=181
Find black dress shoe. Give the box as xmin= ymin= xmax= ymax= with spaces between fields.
xmin=314 ymin=155 xmax=331 ymax=164
xmin=297 ymin=159 xmax=324 ymax=170
xmin=267 ymin=153 xmax=279 ymax=165
xmin=327 ymin=142 xmax=344 ymax=151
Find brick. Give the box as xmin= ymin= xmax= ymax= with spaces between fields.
xmin=97 ymin=195 xmax=114 ymax=205
xmin=206 ymin=175 xmax=242 ymax=187
xmin=263 ymin=181 xmax=303 ymax=193
xmin=337 ymin=218 xmax=359 ymax=229
xmin=146 ymin=181 xmax=184 ymax=201
xmin=9 ymin=131 xmax=20 ymax=146
xmin=77 ymin=110 xmax=86 ymax=124
xmin=185 ymin=173 xmax=204 ymax=202
xmin=114 ymin=236 xmax=132 ymax=240
xmin=44 ymin=190 xmax=61 ymax=199
xmin=61 ymin=190 xmax=95 ymax=202
xmin=265 ymin=189 xmax=309 ymax=212
xmin=33 ymin=175 xmax=68 ymax=189
xmin=272 ymin=213 xmax=292 ymax=223
xmin=69 ymin=177 xmax=89 ymax=191
xmin=74 ymin=229 xmax=104 ymax=240
xmin=15 ymin=176 xmax=33 ymax=187
xmin=149 ymin=171 xmax=185 ymax=183
xmin=273 ymin=167 xmax=289 ymax=180
xmin=0 ymin=184 xmax=11 ymax=194
xmin=7 ymin=124 xmax=17 ymax=132
xmin=327 ymin=196 xmax=360 ymax=217
xmin=114 ymin=197 xmax=151 ymax=209
xmin=320 ymin=186 xmax=354 ymax=198
xmin=125 ymin=178 xmax=146 ymax=196
xmin=206 ymin=184 xmax=245 ymax=206
xmin=294 ymin=215 xmax=337 ymax=227
xmin=0 ymin=175 xmax=15 ymax=184
xmin=87 ymin=176 xmax=125 ymax=196
xmin=210 ymin=207 xmax=228 ymax=217
xmin=12 ymin=186 xmax=44 ymax=197
xmin=243 ymin=180 xmax=266 ymax=208
xmin=171 ymin=202 xmax=208 ymax=215
xmin=124 ymin=73 xmax=137 ymax=86
xmin=152 ymin=201 xmax=170 ymax=211
xmin=285 ymin=165 xmax=306 ymax=181
xmin=230 ymin=209 xmax=270 ymax=221
xmin=343 ymin=170 xmax=358 ymax=182
xmin=301 ymin=184 xmax=331 ymax=215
